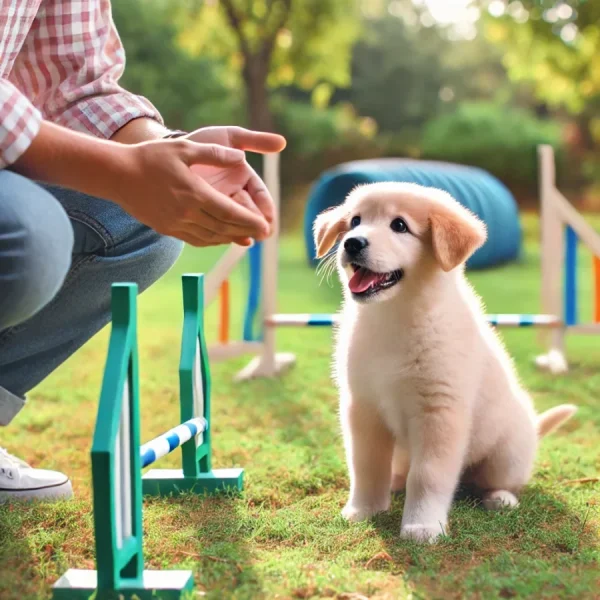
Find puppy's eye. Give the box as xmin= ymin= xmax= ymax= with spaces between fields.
xmin=350 ymin=216 xmax=361 ymax=229
xmin=391 ymin=218 xmax=409 ymax=233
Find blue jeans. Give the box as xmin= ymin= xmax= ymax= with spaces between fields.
xmin=0 ymin=171 xmax=183 ymax=425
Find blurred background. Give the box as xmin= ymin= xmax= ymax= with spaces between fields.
xmin=114 ymin=0 xmax=600 ymax=228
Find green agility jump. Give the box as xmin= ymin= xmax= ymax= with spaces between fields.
xmin=52 ymin=274 xmax=243 ymax=599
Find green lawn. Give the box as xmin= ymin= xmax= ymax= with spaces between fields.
xmin=1 ymin=215 xmax=598 ymax=599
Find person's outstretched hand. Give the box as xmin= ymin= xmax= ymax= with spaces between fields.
xmin=117 ymin=137 xmax=277 ymax=247
xmin=186 ymin=127 xmax=286 ymax=237
xmin=13 ymin=121 xmax=286 ymax=248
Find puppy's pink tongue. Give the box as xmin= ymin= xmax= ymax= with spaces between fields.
xmin=348 ymin=268 xmax=382 ymax=293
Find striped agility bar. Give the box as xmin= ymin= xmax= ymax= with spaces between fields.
xmin=486 ymin=314 xmax=561 ymax=327
xmin=266 ymin=313 xmax=561 ymax=328
xmin=266 ymin=314 xmax=340 ymax=326
xmin=140 ymin=417 xmax=208 ymax=469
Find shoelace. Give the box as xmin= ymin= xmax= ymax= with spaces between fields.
xmin=0 ymin=447 xmax=30 ymax=479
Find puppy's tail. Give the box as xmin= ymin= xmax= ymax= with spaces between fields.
xmin=537 ymin=404 xmax=577 ymax=438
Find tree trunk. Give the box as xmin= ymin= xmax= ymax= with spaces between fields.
xmin=243 ymin=59 xmax=276 ymax=132
xmin=577 ymin=112 xmax=595 ymax=153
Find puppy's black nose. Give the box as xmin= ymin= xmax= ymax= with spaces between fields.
xmin=344 ymin=236 xmax=368 ymax=256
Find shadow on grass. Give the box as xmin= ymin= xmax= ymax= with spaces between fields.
xmin=143 ymin=492 xmax=261 ymax=600
xmin=368 ymin=485 xmax=598 ymax=599
xmin=0 ymin=492 xmax=259 ymax=599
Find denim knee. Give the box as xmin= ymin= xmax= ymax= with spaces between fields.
xmin=135 ymin=232 xmax=184 ymax=292
xmin=0 ymin=172 xmax=74 ymax=329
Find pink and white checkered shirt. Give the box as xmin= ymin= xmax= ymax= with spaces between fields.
xmin=0 ymin=0 xmax=163 ymax=169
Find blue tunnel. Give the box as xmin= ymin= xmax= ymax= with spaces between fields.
xmin=303 ymin=158 xmax=522 ymax=270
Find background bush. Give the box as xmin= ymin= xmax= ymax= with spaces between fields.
xmin=421 ymin=103 xmax=565 ymax=195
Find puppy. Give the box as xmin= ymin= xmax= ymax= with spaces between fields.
xmin=313 ymin=182 xmax=576 ymax=543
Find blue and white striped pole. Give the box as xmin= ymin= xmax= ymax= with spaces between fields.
xmin=265 ymin=313 xmax=562 ymax=328
xmin=486 ymin=314 xmax=561 ymax=327
xmin=140 ymin=417 xmax=208 ymax=469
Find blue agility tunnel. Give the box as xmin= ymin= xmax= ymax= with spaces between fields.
xmin=303 ymin=158 xmax=522 ymax=270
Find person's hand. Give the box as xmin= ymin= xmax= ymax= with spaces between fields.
xmin=186 ymin=126 xmax=286 ymax=154
xmin=115 ymin=138 xmax=272 ymax=247
xmin=185 ymin=126 xmax=286 ymax=227
xmin=11 ymin=120 xmax=286 ymax=248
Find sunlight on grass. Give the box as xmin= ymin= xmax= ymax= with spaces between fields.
xmin=0 ymin=215 xmax=598 ymax=599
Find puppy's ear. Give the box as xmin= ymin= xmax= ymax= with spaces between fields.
xmin=429 ymin=201 xmax=487 ymax=272
xmin=313 ymin=205 xmax=349 ymax=258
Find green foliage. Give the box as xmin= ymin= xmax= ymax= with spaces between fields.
xmin=273 ymin=98 xmax=374 ymax=156
xmin=272 ymin=97 xmax=381 ymax=202
xmin=113 ymin=0 xmax=242 ymax=130
xmin=344 ymin=5 xmax=517 ymax=137
xmin=179 ymin=0 xmax=361 ymax=93
xmin=421 ymin=102 xmax=563 ymax=189
xmin=483 ymin=3 xmax=600 ymax=115
xmin=481 ymin=1 xmax=600 ymax=189
xmin=108 ymin=0 xmax=595 ymax=196
xmin=348 ymin=15 xmax=449 ymax=132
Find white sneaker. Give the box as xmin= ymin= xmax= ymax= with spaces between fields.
xmin=0 ymin=447 xmax=73 ymax=503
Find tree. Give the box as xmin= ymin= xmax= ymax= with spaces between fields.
xmin=482 ymin=0 xmax=600 ymax=155
xmin=178 ymin=0 xmax=361 ymax=131
xmin=337 ymin=0 xmax=515 ymax=137
xmin=113 ymin=0 xmax=241 ymax=131
xmin=346 ymin=15 xmax=449 ymax=133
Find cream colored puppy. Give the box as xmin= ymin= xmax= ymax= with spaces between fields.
xmin=313 ymin=182 xmax=576 ymax=543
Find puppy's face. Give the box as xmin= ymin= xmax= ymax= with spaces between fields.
xmin=313 ymin=183 xmax=487 ymax=304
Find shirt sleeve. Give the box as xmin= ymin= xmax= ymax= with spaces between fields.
xmin=0 ymin=79 xmax=42 ymax=168
xmin=28 ymin=0 xmax=164 ymax=139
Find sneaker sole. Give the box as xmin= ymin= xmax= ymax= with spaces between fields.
xmin=0 ymin=479 xmax=73 ymax=504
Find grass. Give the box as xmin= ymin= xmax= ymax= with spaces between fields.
xmin=0 ymin=214 xmax=599 ymax=599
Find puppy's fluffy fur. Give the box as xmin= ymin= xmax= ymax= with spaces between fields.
xmin=314 ymin=182 xmax=576 ymax=543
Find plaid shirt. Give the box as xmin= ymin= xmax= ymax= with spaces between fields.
xmin=0 ymin=0 xmax=163 ymax=169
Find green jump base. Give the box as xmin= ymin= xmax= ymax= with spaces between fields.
xmin=52 ymin=569 xmax=194 ymax=600
xmin=141 ymin=467 xmax=244 ymax=496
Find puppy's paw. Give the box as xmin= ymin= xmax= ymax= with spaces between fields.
xmin=482 ymin=490 xmax=519 ymax=511
xmin=400 ymin=522 xmax=446 ymax=544
xmin=342 ymin=501 xmax=388 ymax=522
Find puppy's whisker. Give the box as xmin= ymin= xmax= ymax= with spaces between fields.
xmin=316 ymin=249 xmax=336 ymax=274
xmin=319 ymin=266 xmax=335 ymax=287
xmin=319 ymin=256 xmax=334 ymax=276
xmin=315 ymin=257 xmax=329 ymax=279
xmin=325 ymin=260 xmax=337 ymax=286
xmin=316 ymin=250 xmax=338 ymax=287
